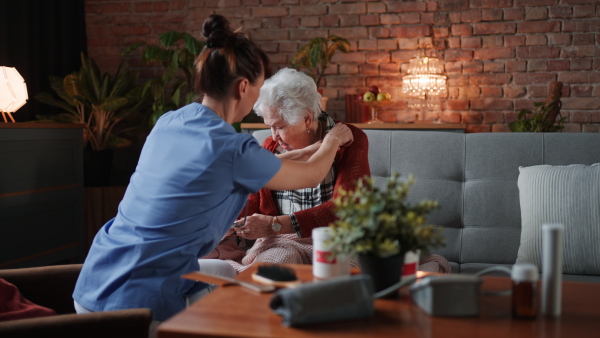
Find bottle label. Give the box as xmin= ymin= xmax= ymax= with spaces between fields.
xmin=315 ymin=250 xmax=336 ymax=264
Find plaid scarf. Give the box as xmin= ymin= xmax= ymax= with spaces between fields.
xmin=272 ymin=111 xmax=336 ymax=237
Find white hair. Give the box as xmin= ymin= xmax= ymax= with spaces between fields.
xmin=253 ymin=68 xmax=322 ymax=125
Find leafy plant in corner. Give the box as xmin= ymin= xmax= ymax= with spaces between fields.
xmin=509 ymin=98 xmax=565 ymax=132
xmin=124 ymin=31 xmax=205 ymax=126
xmin=292 ymin=35 xmax=351 ymax=88
xmin=327 ymin=172 xmax=445 ymax=259
xmin=35 ymin=52 xmax=145 ymax=151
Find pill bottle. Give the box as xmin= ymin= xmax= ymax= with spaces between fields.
xmin=511 ymin=263 xmax=539 ymax=319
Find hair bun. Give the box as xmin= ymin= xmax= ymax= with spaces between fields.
xmin=202 ymin=14 xmax=232 ymax=48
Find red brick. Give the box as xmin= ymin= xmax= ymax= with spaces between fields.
xmin=505 ymin=36 xmax=526 ymax=47
xmin=514 ymin=99 xmax=537 ymax=111
xmin=514 ymin=73 xmax=556 ymax=85
xmin=134 ymin=2 xmax=153 ymax=13
xmin=462 ymin=37 xmax=482 ymax=48
xmin=482 ymin=36 xmax=504 ymax=47
xmin=439 ymin=0 xmax=469 ymax=11
xmin=253 ymin=7 xmax=287 ymax=17
xmin=516 ymin=46 xmax=560 ymax=58
xmin=482 ymin=111 xmax=505 ymax=123
xmin=330 ymin=3 xmax=367 ymax=15
xmin=289 ymin=29 xmax=328 ymax=40
xmin=366 ymin=51 xmax=390 ymax=63
xmin=440 ymin=112 xmax=462 ymax=123
xmin=562 ymin=124 xmax=582 ymax=133
xmin=360 ymin=15 xmax=380 ymax=26
xmin=515 ymin=0 xmax=556 ymax=6
xmin=548 ymin=60 xmax=570 ymax=71
xmin=170 ymin=0 xmax=187 ymax=10
xmin=472 ymin=98 xmax=513 ymax=110
xmin=301 ymin=16 xmax=319 ymax=27
xmin=460 ymin=61 xmax=481 ymax=73
xmin=592 ymin=112 xmax=600 ymax=123
xmin=549 ymin=6 xmax=572 ymax=19
xmin=505 ymin=86 xmax=527 ymax=98
xmin=282 ymin=17 xmax=300 ymax=28
xmin=445 ymin=49 xmax=473 ymax=61
xmin=463 ymin=113 xmax=485 ymax=125
xmin=153 ymin=2 xmax=170 ymax=12
xmin=582 ymin=124 xmax=600 ymax=133
xmin=471 ymin=0 xmax=512 ymax=8
xmin=421 ymin=12 xmax=435 ymax=25
xmin=399 ymin=12 xmax=422 ymax=25
xmin=573 ymin=33 xmax=595 ymax=45
xmin=332 ymin=26 xmax=369 ymax=39
xmin=388 ymin=2 xmax=427 ymax=12
xmin=444 ymin=61 xmax=462 ymax=74
xmin=560 ymin=98 xmax=600 ymax=110
xmin=571 ymin=111 xmax=591 ymax=123
xmin=574 ymin=5 xmax=596 ymax=18
xmin=380 ymin=63 xmax=401 ymax=75
xmin=571 ymin=59 xmax=593 ymax=70
xmin=492 ymin=124 xmax=511 ymax=132
xmin=367 ymin=2 xmax=387 ymax=13
xmin=358 ymin=39 xmax=377 ymax=51
xmin=504 ymin=8 xmax=524 ymax=21
xmin=482 ymin=86 xmax=504 ymax=97
xmin=473 ymin=22 xmax=516 ymax=35
xmin=518 ymin=21 xmax=560 ymax=33
xmin=449 ymin=12 xmax=462 ymax=24
xmin=504 ymin=111 xmax=520 ymax=123
xmin=451 ymin=24 xmax=472 ymax=36
xmin=390 ymin=25 xmax=431 ymax=38
xmin=484 ymin=61 xmax=505 ymax=73
xmin=527 ymin=59 xmax=548 ymax=71
xmin=339 ymin=64 xmax=358 ymax=75
xmin=482 ymin=9 xmax=503 ymax=21
xmin=561 ymin=45 xmax=595 ymax=58
xmin=448 ymin=74 xmax=470 ymax=86
xmin=359 ymin=63 xmax=379 ymax=75
xmin=470 ymin=73 xmax=512 ymax=85
xmin=381 ymin=14 xmax=401 ymax=25
xmin=334 ymin=51 xmax=367 ymax=63
xmin=447 ymin=37 xmax=460 ymax=48
xmin=474 ymin=47 xmax=514 ymax=60
xmin=462 ymin=10 xmax=482 ymax=23
xmin=525 ymin=7 xmax=548 ymax=20
xmin=253 ymin=29 xmax=288 ymax=41
xmin=369 ymin=26 xmax=390 ymax=38
xmin=548 ymin=33 xmax=572 ymax=45
xmin=378 ymin=39 xmax=398 ymax=51
xmin=526 ymin=35 xmax=548 ymax=46
xmin=446 ymin=100 xmax=469 ymax=110
xmin=527 ymin=85 xmax=548 ymax=98
xmin=340 ymin=15 xmax=360 ymax=27
xmin=289 ymin=6 xmax=327 ymax=16
xmin=571 ymin=85 xmax=593 ymax=97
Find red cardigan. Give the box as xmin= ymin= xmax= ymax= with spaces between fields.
xmin=244 ymin=123 xmax=371 ymax=238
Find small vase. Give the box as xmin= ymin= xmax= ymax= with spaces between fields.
xmin=358 ymin=252 xmax=405 ymax=297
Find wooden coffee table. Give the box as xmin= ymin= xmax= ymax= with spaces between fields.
xmin=157 ymin=263 xmax=600 ymax=338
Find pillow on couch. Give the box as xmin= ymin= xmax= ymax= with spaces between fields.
xmin=516 ymin=164 xmax=600 ymax=275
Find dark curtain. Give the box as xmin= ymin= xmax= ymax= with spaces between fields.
xmin=0 ymin=0 xmax=87 ymax=122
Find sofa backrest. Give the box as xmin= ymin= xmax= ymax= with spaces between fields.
xmin=252 ymin=129 xmax=600 ymax=277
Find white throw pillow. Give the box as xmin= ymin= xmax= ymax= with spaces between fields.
xmin=516 ymin=164 xmax=600 ymax=275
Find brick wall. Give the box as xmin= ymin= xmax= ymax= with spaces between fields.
xmin=85 ymin=0 xmax=600 ymax=133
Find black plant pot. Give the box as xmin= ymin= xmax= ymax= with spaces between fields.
xmin=83 ymin=149 xmax=113 ymax=187
xmin=358 ymin=252 xmax=405 ymax=297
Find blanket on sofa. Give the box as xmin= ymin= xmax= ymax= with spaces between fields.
xmin=203 ymin=234 xmax=451 ymax=274
xmin=0 ymin=278 xmax=56 ymax=321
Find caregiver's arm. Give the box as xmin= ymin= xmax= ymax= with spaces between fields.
xmin=264 ymin=123 xmax=353 ymax=191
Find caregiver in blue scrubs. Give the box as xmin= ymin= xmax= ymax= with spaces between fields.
xmin=72 ymin=14 xmax=353 ymax=327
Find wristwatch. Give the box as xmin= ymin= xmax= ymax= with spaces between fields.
xmin=271 ymin=216 xmax=282 ymax=235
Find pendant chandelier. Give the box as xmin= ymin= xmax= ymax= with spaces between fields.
xmin=402 ymin=48 xmax=447 ymax=112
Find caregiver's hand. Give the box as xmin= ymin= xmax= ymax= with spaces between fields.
xmin=235 ymin=213 xmax=273 ymax=239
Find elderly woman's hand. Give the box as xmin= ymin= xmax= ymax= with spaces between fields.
xmin=235 ymin=213 xmax=273 ymax=239
xmin=325 ymin=123 xmax=353 ymax=147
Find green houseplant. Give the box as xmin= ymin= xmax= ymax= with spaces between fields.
xmin=35 ymin=52 xmax=145 ymax=186
xmin=508 ymin=99 xmax=565 ymax=132
xmin=124 ymin=31 xmax=204 ymax=126
xmin=292 ymin=35 xmax=351 ymax=90
xmin=327 ymin=172 xmax=444 ymax=292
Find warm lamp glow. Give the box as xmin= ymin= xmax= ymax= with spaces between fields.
xmin=402 ymin=52 xmax=447 ymax=119
xmin=0 ymin=66 xmax=28 ymax=123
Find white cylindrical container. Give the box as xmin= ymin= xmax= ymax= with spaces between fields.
xmin=401 ymin=250 xmax=420 ymax=281
xmin=541 ymin=223 xmax=564 ymax=317
xmin=312 ymin=227 xmax=350 ymax=280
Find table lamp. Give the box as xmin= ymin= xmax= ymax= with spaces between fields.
xmin=402 ymin=47 xmax=447 ymax=122
xmin=0 ymin=66 xmax=28 ymax=123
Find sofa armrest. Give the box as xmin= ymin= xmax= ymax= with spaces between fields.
xmin=0 ymin=264 xmax=82 ymax=314
xmin=0 ymin=309 xmax=153 ymax=338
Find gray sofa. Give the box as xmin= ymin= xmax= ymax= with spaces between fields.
xmin=253 ymin=129 xmax=600 ymax=283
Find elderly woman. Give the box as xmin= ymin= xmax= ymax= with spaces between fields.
xmin=202 ymin=68 xmax=370 ymax=272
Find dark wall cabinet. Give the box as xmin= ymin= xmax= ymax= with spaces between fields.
xmin=0 ymin=123 xmax=84 ymax=268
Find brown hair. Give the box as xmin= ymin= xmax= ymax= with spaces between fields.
xmin=195 ymin=14 xmax=271 ymax=99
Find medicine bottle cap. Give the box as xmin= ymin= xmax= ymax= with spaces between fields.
xmin=511 ymin=263 xmax=539 ymax=282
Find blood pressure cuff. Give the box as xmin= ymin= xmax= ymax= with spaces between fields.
xmin=269 ymin=274 xmax=375 ymax=326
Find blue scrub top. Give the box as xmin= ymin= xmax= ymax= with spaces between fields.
xmin=73 ymin=103 xmax=281 ymax=321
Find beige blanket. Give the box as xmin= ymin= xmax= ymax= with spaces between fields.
xmin=203 ymin=234 xmax=451 ymax=274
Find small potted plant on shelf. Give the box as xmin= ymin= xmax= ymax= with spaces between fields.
xmin=327 ymin=172 xmax=444 ymax=293
xmin=292 ymin=35 xmax=350 ymax=111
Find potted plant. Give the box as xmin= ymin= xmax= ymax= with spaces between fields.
xmin=292 ymin=35 xmax=350 ymax=110
xmin=509 ymin=81 xmax=565 ymax=132
xmin=124 ymin=31 xmax=204 ymax=126
xmin=35 ymin=52 xmax=145 ymax=186
xmin=327 ymin=172 xmax=444 ymax=293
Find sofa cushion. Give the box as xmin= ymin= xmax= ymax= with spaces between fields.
xmin=516 ymin=164 xmax=600 ymax=275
